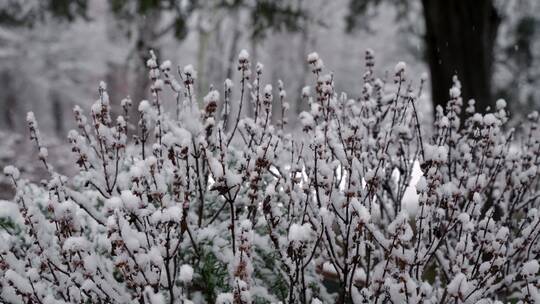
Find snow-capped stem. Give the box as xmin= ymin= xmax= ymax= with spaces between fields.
xmin=2 ymin=49 xmax=539 ymax=304
xmin=228 ymin=70 xmax=246 ymax=146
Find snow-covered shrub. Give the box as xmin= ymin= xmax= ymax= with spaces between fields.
xmin=1 ymin=49 xmax=540 ymax=304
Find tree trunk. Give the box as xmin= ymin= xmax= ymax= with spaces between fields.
xmin=223 ymin=9 xmax=242 ymax=131
xmin=421 ymin=0 xmax=500 ymax=116
xmin=50 ymin=90 xmax=64 ymax=137
xmin=129 ymin=10 xmax=161 ymax=125
xmin=197 ymin=18 xmax=210 ymax=106
xmin=225 ymin=11 xmax=241 ymax=82
xmin=295 ymin=19 xmax=311 ymax=116
xmin=1 ymin=71 xmax=16 ymax=130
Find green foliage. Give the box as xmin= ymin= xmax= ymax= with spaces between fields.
xmin=0 ymin=217 xmax=20 ymax=236
xmin=253 ymin=247 xmax=289 ymax=301
xmin=110 ymin=0 xmax=197 ymax=40
xmin=514 ymin=16 xmax=537 ymax=65
xmin=173 ymin=17 xmax=189 ymax=40
xmin=345 ymin=0 xmax=381 ymax=32
xmin=1 ymin=0 xmax=307 ymax=43
xmin=253 ymin=296 xmax=271 ymax=304
xmin=250 ymin=0 xmax=306 ymax=40
xmin=137 ymin=0 xmax=162 ymax=13
xmin=0 ymin=0 xmax=88 ymax=26
xmin=48 ymin=0 xmax=88 ymax=22
xmin=193 ymin=250 xmax=229 ymax=303
xmin=345 ymin=0 xmax=411 ymax=33
xmin=421 ymin=261 xmax=438 ymax=284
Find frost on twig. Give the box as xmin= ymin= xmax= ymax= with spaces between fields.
xmin=1 ymin=49 xmax=540 ymax=304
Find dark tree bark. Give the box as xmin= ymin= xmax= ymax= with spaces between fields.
xmin=421 ymin=0 xmax=501 ymax=115
xmin=50 ymin=90 xmax=64 ymax=137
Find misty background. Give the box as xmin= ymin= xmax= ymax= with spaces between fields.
xmin=0 ymin=0 xmax=539 ymax=197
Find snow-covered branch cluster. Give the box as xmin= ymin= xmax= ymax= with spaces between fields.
xmin=1 ymin=49 xmax=540 ymax=304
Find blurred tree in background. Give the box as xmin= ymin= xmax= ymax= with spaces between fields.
xmin=347 ymin=0 xmax=540 ymax=119
xmin=347 ymin=0 xmax=500 ymax=116
xmin=0 ymin=0 xmax=308 ymax=131
xmin=0 ymin=0 xmax=314 ymax=194
xmin=0 ymin=0 xmax=88 ymax=25
xmin=0 ymin=0 xmax=538 ymax=200
xmin=0 ymin=0 xmax=538 ymax=134
xmin=495 ymin=1 xmax=540 ymax=120
xmin=0 ymin=0 xmax=91 ymax=136
xmin=107 ymin=0 xmax=306 ymax=118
